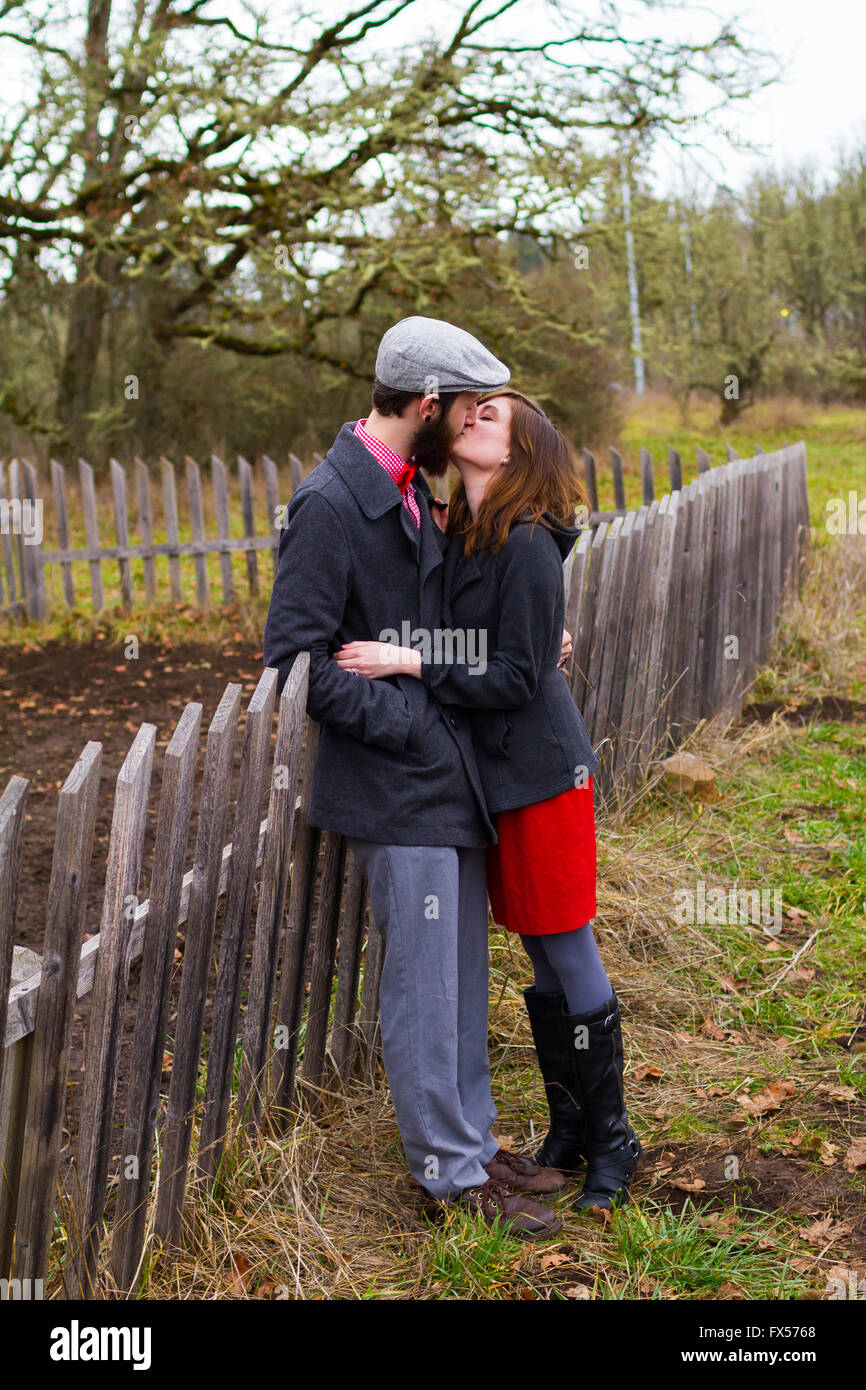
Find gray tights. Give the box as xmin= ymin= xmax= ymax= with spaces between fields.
xmin=519 ymin=922 xmax=612 ymax=1015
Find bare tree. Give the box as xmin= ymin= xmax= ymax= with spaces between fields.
xmin=0 ymin=0 xmax=775 ymax=452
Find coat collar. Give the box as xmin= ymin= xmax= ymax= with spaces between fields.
xmin=327 ymin=421 xmax=444 ymax=581
xmin=327 ymin=422 xmax=407 ymax=519
xmin=329 ymin=421 xmax=444 ymax=522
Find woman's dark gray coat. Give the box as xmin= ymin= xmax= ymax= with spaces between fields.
xmin=420 ymin=513 xmax=600 ymax=814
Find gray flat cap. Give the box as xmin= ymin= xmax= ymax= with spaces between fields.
xmin=375 ymin=315 xmax=510 ymax=395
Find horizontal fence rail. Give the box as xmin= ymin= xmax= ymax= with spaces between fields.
xmin=0 ymin=440 xmax=810 ymax=1297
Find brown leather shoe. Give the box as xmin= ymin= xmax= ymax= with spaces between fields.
xmin=485 ymin=1147 xmax=567 ymax=1194
xmin=456 ymin=1177 xmax=561 ymax=1240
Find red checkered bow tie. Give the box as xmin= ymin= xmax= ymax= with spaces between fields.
xmin=396 ymin=461 xmax=417 ymax=495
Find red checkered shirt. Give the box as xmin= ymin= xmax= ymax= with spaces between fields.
xmin=353 ymin=417 xmax=421 ymax=528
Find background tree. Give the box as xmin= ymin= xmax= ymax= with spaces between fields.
xmin=0 ymin=0 xmax=773 ymax=460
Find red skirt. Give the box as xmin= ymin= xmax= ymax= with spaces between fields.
xmin=485 ymin=779 xmax=597 ymax=936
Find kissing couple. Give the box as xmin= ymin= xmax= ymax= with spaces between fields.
xmin=263 ymin=316 xmax=642 ymax=1239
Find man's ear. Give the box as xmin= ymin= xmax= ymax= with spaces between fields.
xmin=418 ymin=393 xmax=441 ymax=422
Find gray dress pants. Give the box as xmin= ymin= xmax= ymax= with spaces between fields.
xmin=346 ymin=838 xmax=499 ymax=1198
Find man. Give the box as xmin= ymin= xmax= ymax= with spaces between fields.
xmin=263 ymin=316 xmax=562 ymax=1238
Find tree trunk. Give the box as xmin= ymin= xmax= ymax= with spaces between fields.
xmin=54 ymin=0 xmax=115 ymax=456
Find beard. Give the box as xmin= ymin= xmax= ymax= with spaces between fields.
xmin=409 ymin=409 xmax=458 ymax=478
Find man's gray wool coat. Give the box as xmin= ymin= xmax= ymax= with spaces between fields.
xmin=263 ymin=422 xmax=496 ymax=847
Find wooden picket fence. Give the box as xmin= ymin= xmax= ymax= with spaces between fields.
xmin=564 ymin=441 xmax=810 ymax=800
xmin=0 ymin=450 xmax=320 ymax=621
xmin=0 ymin=655 xmax=387 ymax=1298
xmin=0 ymin=440 xmax=801 ymax=627
xmin=0 ymin=438 xmax=810 ymax=1298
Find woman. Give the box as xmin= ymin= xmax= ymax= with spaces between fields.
xmin=335 ymin=389 xmax=643 ymax=1212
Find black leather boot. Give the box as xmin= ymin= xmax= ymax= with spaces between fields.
xmin=564 ymin=989 xmax=643 ymax=1211
xmin=523 ymin=986 xmax=588 ymax=1172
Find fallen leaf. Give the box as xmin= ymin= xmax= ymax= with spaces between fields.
xmin=719 ymin=975 xmax=740 ymax=994
xmin=671 ymin=1176 xmax=706 ymax=1193
xmin=785 ymin=906 xmax=811 ymax=922
xmin=700 ymin=1018 xmax=727 ymax=1040
xmin=698 ymin=1210 xmax=738 ymax=1232
xmin=736 ymin=1079 xmax=795 ymax=1117
xmin=540 ymin=1253 xmax=569 ymax=1270
xmin=633 ymin=1064 xmax=663 ymax=1082
xmin=819 ymin=1141 xmax=839 ymax=1166
xmin=564 ymin=1284 xmax=592 ymax=1299
xmin=818 ymin=1084 xmax=857 ymax=1102
xmin=799 ymin=1217 xmax=852 ymax=1246
xmin=716 ymin=1281 xmax=747 ymax=1298
xmin=228 ymin=1252 xmax=253 ymax=1298
xmin=843 ymin=1139 xmax=866 ymax=1172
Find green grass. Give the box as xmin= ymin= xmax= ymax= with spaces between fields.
xmin=602 ymin=1202 xmax=812 ymax=1300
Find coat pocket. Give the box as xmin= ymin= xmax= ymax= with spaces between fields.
xmin=473 ymin=710 xmax=511 ymax=759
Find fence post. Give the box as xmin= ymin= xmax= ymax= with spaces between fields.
xmin=640 ymin=448 xmax=655 ymax=505
xmin=668 ymin=446 xmax=682 ymax=493
xmin=134 ymin=459 xmax=156 ymax=604
xmin=155 ymin=685 xmax=241 ymax=1248
xmin=20 ymin=462 xmax=46 ymax=621
xmin=0 ymin=776 xmax=29 ymax=1279
xmin=185 ymin=457 xmax=209 ymax=608
xmin=582 ymin=448 xmax=599 ymax=514
xmin=160 ymin=458 xmax=184 ymax=602
xmin=609 ymin=448 xmax=626 ymax=511
xmin=261 ymin=455 xmax=281 ymax=577
xmin=237 ymin=456 xmax=259 ymax=597
xmin=64 ymin=729 xmax=155 ymax=1298
xmin=330 ymin=860 xmax=368 ymax=1083
xmin=13 ymin=744 xmax=102 ymax=1289
xmin=51 ymin=460 xmax=75 ymax=610
xmin=0 ymin=956 xmax=38 ymax=1285
xmin=208 ymin=455 xmax=234 ymax=604
xmin=108 ymin=703 xmax=201 ymax=1295
xmin=240 ymin=655 xmax=309 ymax=1131
xmin=109 ymin=459 xmax=133 ymax=609
xmin=272 ymin=720 xmax=321 ymax=1122
xmin=198 ymin=669 xmax=278 ymax=1179
xmin=78 ymin=459 xmax=105 ymax=612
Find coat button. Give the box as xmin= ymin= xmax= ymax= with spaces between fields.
xmin=449 ymin=716 xmax=458 ymax=728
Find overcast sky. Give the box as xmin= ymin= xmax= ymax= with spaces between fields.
xmin=3 ymin=0 xmax=863 ymax=199
xmin=652 ymin=0 xmax=866 ymax=195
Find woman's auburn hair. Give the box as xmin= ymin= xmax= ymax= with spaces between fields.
xmin=447 ymin=388 xmax=588 ymax=554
